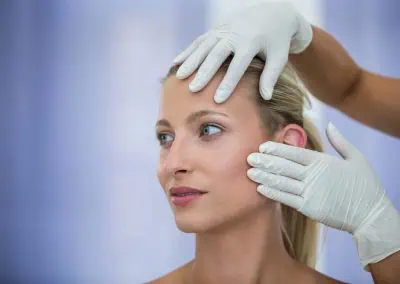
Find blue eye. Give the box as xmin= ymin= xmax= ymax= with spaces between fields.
xmin=157 ymin=133 xmax=173 ymax=146
xmin=200 ymin=124 xmax=222 ymax=137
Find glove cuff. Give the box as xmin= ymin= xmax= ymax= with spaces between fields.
xmin=289 ymin=12 xmax=313 ymax=54
xmin=352 ymin=201 xmax=400 ymax=271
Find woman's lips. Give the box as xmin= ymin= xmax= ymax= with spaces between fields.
xmin=170 ymin=187 xmax=207 ymax=206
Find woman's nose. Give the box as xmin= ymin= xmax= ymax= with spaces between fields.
xmin=163 ymin=141 xmax=192 ymax=177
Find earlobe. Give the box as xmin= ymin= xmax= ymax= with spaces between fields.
xmin=276 ymin=124 xmax=308 ymax=148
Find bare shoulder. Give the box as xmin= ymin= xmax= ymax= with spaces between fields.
xmin=303 ymin=266 xmax=347 ymax=284
xmin=314 ymin=272 xmax=347 ymax=284
xmin=290 ymin=262 xmax=345 ymax=284
xmin=147 ymin=261 xmax=193 ymax=284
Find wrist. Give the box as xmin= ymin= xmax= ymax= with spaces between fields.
xmin=289 ymin=14 xmax=313 ymax=54
xmin=352 ymin=201 xmax=400 ymax=270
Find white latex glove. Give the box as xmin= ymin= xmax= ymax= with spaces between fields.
xmin=247 ymin=123 xmax=400 ymax=269
xmin=172 ymin=1 xmax=312 ymax=103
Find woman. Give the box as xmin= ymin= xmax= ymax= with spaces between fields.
xmin=150 ymin=56 xmax=342 ymax=283
xmin=173 ymin=3 xmax=400 ymax=282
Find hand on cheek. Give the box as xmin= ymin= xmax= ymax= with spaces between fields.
xmin=246 ymin=124 xmax=308 ymax=192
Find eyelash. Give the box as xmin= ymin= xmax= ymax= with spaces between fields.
xmin=156 ymin=123 xmax=224 ymax=147
xmin=157 ymin=133 xmax=173 ymax=147
xmin=199 ymin=123 xmax=223 ymax=138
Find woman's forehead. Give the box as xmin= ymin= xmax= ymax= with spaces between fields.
xmin=160 ymin=74 xmax=254 ymax=121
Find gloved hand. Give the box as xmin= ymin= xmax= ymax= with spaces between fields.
xmin=247 ymin=123 xmax=400 ymax=269
xmin=172 ymin=1 xmax=313 ymax=103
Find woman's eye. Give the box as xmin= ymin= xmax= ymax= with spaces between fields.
xmin=157 ymin=133 xmax=173 ymax=146
xmin=200 ymin=124 xmax=222 ymax=137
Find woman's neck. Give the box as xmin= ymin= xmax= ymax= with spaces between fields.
xmin=187 ymin=204 xmax=300 ymax=284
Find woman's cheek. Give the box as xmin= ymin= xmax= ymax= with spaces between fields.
xmin=204 ymin=135 xmax=249 ymax=174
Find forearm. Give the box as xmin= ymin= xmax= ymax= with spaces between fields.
xmin=289 ymin=26 xmax=400 ymax=137
xmin=289 ymin=26 xmax=361 ymax=106
xmin=369 ymin=251 xmax=400 ymax=284
xmin=339 ymin=71 xmax=400 ymax=137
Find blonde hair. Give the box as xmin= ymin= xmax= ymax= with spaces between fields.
xmin=164 ymin=56 xmax=322 ymax=268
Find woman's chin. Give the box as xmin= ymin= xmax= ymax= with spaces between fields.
xmin=174 ymin=214 xmax=215 ymax=233
xmin=175 ymin=219 xmax=210 ymax=233
xmin=177 ymin=224 xmax=198 ymax=233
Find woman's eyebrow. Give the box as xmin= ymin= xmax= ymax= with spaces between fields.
xmin=155 ymin=119 xmax=171 ymax=129
xmin=155 ymin=110 xmax=229 ymax=129
xmin=186 ymin=110 xmax=229 ymax=125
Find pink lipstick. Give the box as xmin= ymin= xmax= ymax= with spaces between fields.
xmin=170 ymin=187 xmax=207 ymax=206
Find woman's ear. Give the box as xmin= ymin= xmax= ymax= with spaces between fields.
xmin=275 ymin=124 xmax=307 ymax=148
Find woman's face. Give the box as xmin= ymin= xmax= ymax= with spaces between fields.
xmin=156 ymin=72 xmax=273 ymax=233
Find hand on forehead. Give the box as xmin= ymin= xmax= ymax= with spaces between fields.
xmin=160 ymin=70 xmax=257 ymax=127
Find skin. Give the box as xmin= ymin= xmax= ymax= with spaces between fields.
xmin=290 ymin=26 xmax=400 ymax=137
xmin=151 ymin=71 xmax=342 ymax=284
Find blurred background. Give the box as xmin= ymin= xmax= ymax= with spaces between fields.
xmin=1 ymin=0 xmax=399 ymax=283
